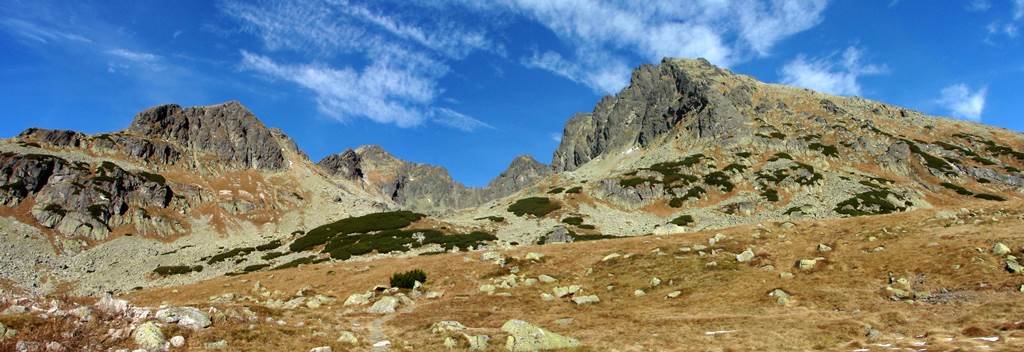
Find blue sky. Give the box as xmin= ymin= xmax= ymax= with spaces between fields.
xmin=1 ymin=0 xmax=1022 ymax=187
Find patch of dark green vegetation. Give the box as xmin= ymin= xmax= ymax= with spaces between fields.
xmin=939 ymin=182 xmax=974 ymax=196
xmin=255 ymin=239 xmax=283 ymax=251
xmin=87 ymin=204 xmax=106 ymax=221
xmin=703 ymin=171 xmax=734 ymax=192
xmin=977 ymin=178 xmax=991 ymax=184
xmin=767 ymin=152 xmax=793 ymax=161
xmin=243 ymin=264 xmax=271 ymax=272
xmin=138 ymin=171 xmax=166 ymax=184
xmin=561 ymin=216 xmax=584 ymax=226
xmin=289 ymin=211 xmax=425 ymax=252
xmin=903 ymin=140 xmax=956 ymax=175
xmin=858 ymin=180 xmax=887 ymax=189
xmin=42 ymin=204 xmax=67 ymax=216
xmin=572 ymin=233 xmax=618 ymax=242
xmin=783 ymin=205 xmax=806 ymax=215
xmin=761 ymin=188 xmax=779 ymax=202
xmin=261 ymin=251 xmax=286 ymax=260
xmin=982 ymin=141 xmax=1024 ymax=162
xmin=1006 ymin=166 xmax=1021 ymax=173
xmin=735 ymin=151 xmax=752 ymax=158
xmin=834 ymin=190 xmax=908 ymax=217
xmin=577 ymin=224 xmax=596 ymax=230
xmin=207 ymin=247 xmax=256 ymax=264
xmin=619 ymin=177 xmax=657 ymax=187
xmin=934 ymin=141 xmax=978 ymax=157
xmin=669 ymin=214 xmax=695 ymax=226
xmin=322 ymin=229 xmax=497 ymax=259
xmin=153 ymin=265 xmax=203 ymax=277
xmin=474 ymin=216 xmax=505 ymax=222
xmin=808 ymin=143 xmax=839 ymax=157
xmin=508 ymin=197 xmax=560 ymax=217
xmin=681 ymin=186 xmax=707 ymax=201
xmin=272 ymin=256 xmax=321 ymax=270
xmin=390 ymin=269 xmax=427 ymax=289
xmin=974 ymin=193 xmax=1006 ymax=201
xmin=723 ymin=163 xmax=747 ymax=174
xmin=565 ymin=186 xmax=582 ymax=194
xmin=756 ymin=132 xmax=787 ymax=140
xmin=547 ymin=187 xmax=565 ymax=194
xmin=971 ymin=156 xmax=998 ymax=166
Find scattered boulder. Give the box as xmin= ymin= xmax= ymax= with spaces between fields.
xmin=993 ymin=243 xmax=1011 ymax=256
xmin=736 ymin=249 xmax=755 ymax=263
xmin=1007 ymin=258 xmax=1023 ymax=274
xmin=132 ymin=321 xmax=166 ymax=351
xmin=537 ymin=275 xmax=557 ymax=283
xmin=479 ymin=284 xmax=497 ymax=294
xmin=601 ymin=253 xmax=622 ymax=262
xmin=155 ymin=307 xmax=211 ymax=330
xmin=769 ymin=289 xmax=791 ymax=306
xmin=525 ymin=252 xmax=545 ymax=261
xmin=666 ymin=291 xmax=682 ymax=299
xmin=552 ymin=285 xmax=581 ymax=298
xmin=502 ymin=320 xmax=580 ymax=351
xmin=204 ymin=340 xmax=228 ymax=350
xmin=633 ymin=289 xmax=646 ymax=297
xmin=482 ymin=251 xmax=504 ymax=263
xmin=337 ymin=331 xmax=359 ymax=345
xmin=817 ymin=244 xmax=833 ymax=253
xmin=96 ymin=293 xmax=130 ymax=315
xmin=796 ymin=259 xmax=817 ymax=270
xmin=344 ymin=292 xmax=373 ymax=306
xmin=367 ymin=296 xmax=400 ymax=314
xmin=69 ymin=306 xmax=94 ymax=321
xmin=649 ymin=277 xmax=662 ymax=287
xmin=309 ymin=347 xmax=332 ymax=352
xmin=431 ymin=321 xmax=466 ymax=335
xmin=464 ymin=334 xmax=490 ymax=350
xmin=571 ymin=295 xmax=600 ymax=305
xmin=709 ymin=233 xmax=726 ymax=245
xmin=170 ymin=336 xmax=185 ymax=348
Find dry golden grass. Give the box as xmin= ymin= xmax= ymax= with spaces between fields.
xmin=114 ymin=200 xmax=1024 ymax=351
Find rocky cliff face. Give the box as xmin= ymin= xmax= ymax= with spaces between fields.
xmin=552 ymin=58 xmax=752 ymax=172
xmin=319 ymin=147 xmax=551 ymax=213
xmin=126 ymin=101 xmax=288 ymax=171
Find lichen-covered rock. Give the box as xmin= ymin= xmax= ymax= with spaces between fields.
xmin=155 ymin=307 xmax=211 ymax=330
xmin=367 ymin=296 xmax=399 ymax=314
xmin=132 ymin=321 xmax=166 ymax=351
xmin=502 ymin=320 xmax=580 ymax=351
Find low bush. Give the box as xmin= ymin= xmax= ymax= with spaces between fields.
xmin=153 ymin=265 xmax=203 ymax=276
xmin=289 ymin=211 xmax=425 ymax=252
xmin=974 ymin=193 xmax=1006 ymax=201
xmin=508 ymin=197 xmax=560 ymax=217
xmin=255 ymin=239 xmax=283 ymax=251
xmin=561 ymin=216 xmax=584 ymax=226
xmin=390 ymin=269 xmax=427 ymax=289
xmin=670 ymin=215 xmax=694 ymax=226
xmin=547 ymin=187 xmax=565 ymax=194
xmin=207 ymin=247 xmax=256 ymax=264
xmin=565 ymin=186 xmax=583 ymax=194
xmin=474 ymin=216 xmax=505 ymax=222
xmin=939 ymin=182 xmax=973 ymax=196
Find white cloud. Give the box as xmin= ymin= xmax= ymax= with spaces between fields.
xmin=0 ymin=18 xmax=92 ymax=44
xmin=549 ymin=133 xmax=562 ymax=143
xmin=430 ymin=108 xmax=494 ymax=132
xmin=779 ymin=46 xmax=886 ymax=96
xmin=491 ymin=0 xmax=828 ymax=94
xmin=221 ymin=0 xmax=496 ymax=131
xmin=1016 ymin=0 xmax=1024 ymax=20
xmin=967 ymin=0 xmax=991 ymax=12
xmin=938 ymin=84 xmax=987 ymax=121
xmin=106 ymin=48 xmax=159 ymax=62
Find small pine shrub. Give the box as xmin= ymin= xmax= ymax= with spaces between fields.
xmin=390 ymin=269 xmax=427 ymax=289
xmin=508 ymin=197 xmax=560 ymax=217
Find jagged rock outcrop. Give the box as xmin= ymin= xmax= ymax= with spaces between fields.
xmin=552 ymin=58 xmax=753 ymax=172
xmin=126 ymin=101 xmax=287 ymax=170
xmin=318 ymin=147 xmax=551 ymax=212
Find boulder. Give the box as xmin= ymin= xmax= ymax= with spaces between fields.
xmin=204 ymin=340 xmax=228 ymax=349
xmin=464 ymin=334 xmax=490 ymax=351
xmin=525 ymin=252 xmax=545 ymax=261
xmin=96 ymin=293 xmax=130 ymax=315
xmin=571 ymin=295 xmax=600 ymax=305
xmin=666 ymin=291 xmax=682 ymax=299
xmin=736 ymin=249 xmax=755 ymax=263
xmin=344 ymin=292 xmax=374 ymax=306
xmin=601 ymin=253 xmax=622 ymax=262
xmin=537 ymin=275 xmax=557 ymax=283
xmin=993 ymin=243 xmax=1011 ymax=256
xmin=796 ymin=259 xmax=817 ymax=270
xmin=309 ymin=347 xmax=332 ymax=352
xmin=649 ymin=277 xmax=662 ymax=287
xmin=155 ymin=307 xmax=211 ymax=330
xmin=170 ymin=335 xmax=185 ymax=348
xmin=552 ymin=285 xmax=581 ymax=298
xmin=479 ymin=284 xmax=497 ymax=294
xmin=367 ymin=296 xmax=399 ymax=314
xmin=431 ymin=321 xmax=466 ymax=335
xmin=1007 ymin=259 xmax=1023 ymax=274
xmin=502 ymin=320 xmax=580 ymax=351
xmin=769 ymin=289 xmax=791 ymax=306
xmin=817 ymin=244 xmax=833 ymax=253
xmin=633 ymin=289 xmax=646 ymax=297
xmin=337 ymin=330 xmax=359 ymax=345
xmin=132 ymin=322 xmax=166 ymax=351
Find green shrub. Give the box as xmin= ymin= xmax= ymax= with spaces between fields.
xmin=261 ymin=251 xmax=286 ymax=260
xmin=768 ymin=152 xmax=793 ymax=161
xmin=761 ymin=188 xmax=779 ymax=202
xmin=153 ymin=265 xmax=203 ymax=276
xmin=572 ymin=233 xmax=617 ymax=241
xmin=670 ymin=215 xmax=694 ymax=226
xmin=577 ymin=224 xmax=596 ymax=230
xmin=834 ymin=190 xmax=908 ymax=216
xmin=974 ymin=193 xmax=1006 ymax=201
xmin=255 ymin=239 xmax=283 ymax=251
xmin=273 ymin=256 xmax=322 ymax=270
xmin=939 ymin=182 xmax=973 ymax=196
xmin=723 ymin=163 xmax=747 ymax=174
xmin=561 ymin=216 xmax=584 ymax=226
xmin=322 ymin=229 xmax=497 ymax=259
xmin=808 ymin=143 xmax=839 ymax=157
xmin=422 ymin=231 xmax=497 ymax=251
xmin=619 ymin=177 xmax=657 ymax=187
xmin=565 ymin=186 xmax=583 ymax=194
xmin=703 ymin=171 xmax=734 ymax=192
xmin=208 ymin=247 xmax=256 ymax=264
xmin=668 ymin=198 xmax=684 ymax=208
xmin=681 ymin=186 xmax=706 ymax=201
xmin=971 ymin=156 xmax=997 ymax=165
xmin=289 ymin=211 xmax=425 ymax=252
xmin=243 ymin=264 xmax=271 ymax=272
xmin=390 ymin=269 xmax=427 ymax=289
xmin=547 ymin=187 xmax=565 ymax=194
xmin=474 ymin=216 xmax=505 ymax=222
xmin=735 ymin=152 xmax=752 ymax=158
xmin=508 ymin=197 xmax=560 ymax=217
xmin=138 ymin=171 xmax=166 ymax=184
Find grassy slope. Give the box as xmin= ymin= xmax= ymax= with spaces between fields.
xmin=118 ymin=200 xmax=1024 ymax=351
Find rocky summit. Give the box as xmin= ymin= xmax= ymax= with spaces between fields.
xmin=2 ymin=58 xmax=1024 ymax=351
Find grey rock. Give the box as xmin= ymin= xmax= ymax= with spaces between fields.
xmin=132 ymin=321 xmax=165 ymax=351
xmin=502 ymin=320 xmax=580 ymax=351
xmin=542 ymin=226 xmax=574 ymax=244
xmin=155 ymin=307 xmax=211 ymax=330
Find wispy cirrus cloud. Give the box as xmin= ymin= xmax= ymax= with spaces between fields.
xmin=780 ymin=46 xmax=887 ymax=96
xmin=938 ymin=84 xmax=987 ymax=121
xmin=490 ymin=0 xmax=829 ymax=94
xmin=0 ymin=18 xmax=91 ymax=44
xmin=221 ymin=0 xmax=495 ymax=131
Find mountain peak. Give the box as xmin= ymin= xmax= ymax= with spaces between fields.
xmin=126 ymin=101 xmax=287 ymax=170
